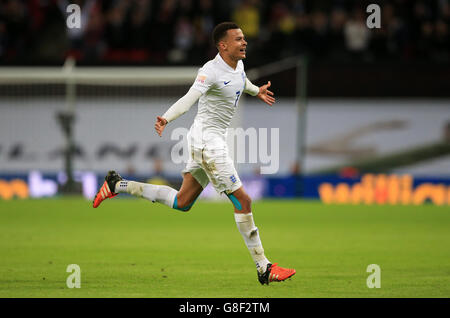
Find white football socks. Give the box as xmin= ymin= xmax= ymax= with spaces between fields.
xmin=115 ymin=180 xmax=177 ymax=208
xmin=234 ymin=212 xmax=270 ymax=274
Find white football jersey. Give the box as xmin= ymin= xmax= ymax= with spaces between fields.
xmin=189 ymin=53 xmax=247 ymax=146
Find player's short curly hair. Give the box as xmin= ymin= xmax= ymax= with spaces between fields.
xmin=212 ymin=22 xmax=240 ymax=47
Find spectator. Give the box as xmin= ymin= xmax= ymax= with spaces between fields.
xmin=232 ymin=0 xmax=260 ymax=40
xmin=382 ymin=3 xmax=408 ymax=59
xmin=344 ymin=7 xmax=370 ymax=60
xmin=128 ymin=0 xmax=152 ymax=50
xmin=169 ymin=16 xmax=195 ymax=63
xmin=81 ymin=1 xmax=106 ymax=61
xmin=0 ymin=21 xmax=6 ymax=59
xmin=190 ymin=0 xmax=216 ymax=63
xmin=265 ymin=1 xmax=297 ymax=59
xmin=416 ymin=21 xmax=434 ymax=59
xmin=328 ymin=7 xmax=348 ymax=61
xmin=432 ymin=19 xmax=450 ymax=61
xmin=293 ymin=12 xmax=313 ymax=56
xmin=0 ymin=0 xmax=449 ymax=65
xmin=152 ymin=0 xmax=178 ymax=62
xmin=104 ymin=0 xmax=129 ymax=50
xmin=2 ymin=0 xmax=29 ymax=59
xmin=310 ymin=10 xmax=329 ymax=59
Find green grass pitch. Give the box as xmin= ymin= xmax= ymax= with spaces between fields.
xmin=0 ymin=197 xmax=449 ymax=298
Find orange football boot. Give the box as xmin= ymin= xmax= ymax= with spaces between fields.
xmin=258 ymin=263 xmax=296 ymax=285
xmin=92 ymin=170 xmax=123 ymax=208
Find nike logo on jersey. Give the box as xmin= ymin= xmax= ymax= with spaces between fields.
xmin=224 ymin=81 xmax=231 ymax=85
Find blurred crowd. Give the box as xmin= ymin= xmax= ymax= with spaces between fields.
xmin=1 ymin=0 xmax=450 ymax=66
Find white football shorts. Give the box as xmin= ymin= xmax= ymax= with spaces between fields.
xmin=181 ymin=137 xmax=242 ymax=195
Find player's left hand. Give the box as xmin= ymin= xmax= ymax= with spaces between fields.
xmin=257 ymin=81 xmax=275 ymax=106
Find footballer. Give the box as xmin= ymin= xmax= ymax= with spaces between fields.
xmin=93 ymin=22 xmax=296 ymax=285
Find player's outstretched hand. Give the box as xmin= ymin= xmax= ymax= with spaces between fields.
xmin=155 ymin=116 xmax=168 ymax=137
xmin=257 ymin=81 xmax=275 ymax=106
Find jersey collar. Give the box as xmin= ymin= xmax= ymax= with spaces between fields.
xmin=216 ymin=53 xmax=240 ymax=72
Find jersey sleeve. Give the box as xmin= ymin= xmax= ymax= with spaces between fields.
xmin=161 ymin=87 xmax=202 ymax=123
xmin=244 ymin=78 xmax=260 ymax=96
xmin=190 ymin=64 xmax=216 ymax=94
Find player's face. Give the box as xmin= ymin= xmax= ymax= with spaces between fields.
xmin=222 ymin=28 xmax=247 ymax=60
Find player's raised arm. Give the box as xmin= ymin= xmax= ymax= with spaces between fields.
xmin=155 ymin=87 xmax=202 ymax=137
xmin=244 ymin=78 xmax=275 ymax=107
